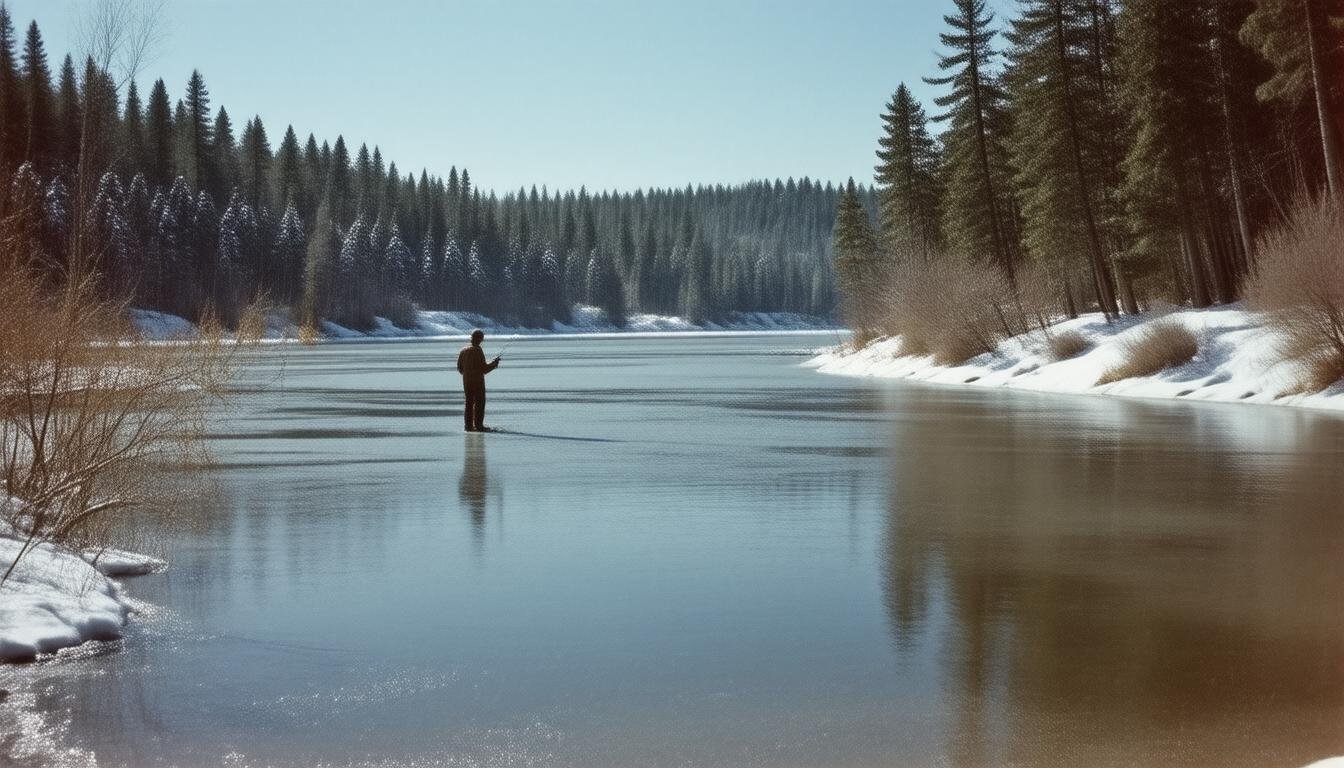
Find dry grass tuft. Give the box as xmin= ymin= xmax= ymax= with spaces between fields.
xmin=1097 ymin=317 xmax=1199 ymax=385
xmin=1043 ymin=329 xmax=1092 ymax=362
xmin=1245 ymin=195 xmax=1344 ymax=394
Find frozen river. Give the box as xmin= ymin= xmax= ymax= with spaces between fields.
xmin=4 ymin=333 xmax=1342 ymax=767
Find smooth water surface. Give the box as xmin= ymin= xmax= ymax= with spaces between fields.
xmin=4 ymin=334 xmax=1342 ymax=767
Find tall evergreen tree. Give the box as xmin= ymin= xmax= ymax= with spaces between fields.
xmin=1117 ymin=0 xmax=1225 ymax=307
xmin=239 ymin=116 xmax=272 ymax=212
xmin=55 ymin=54 xmax=81 ymax=175
xmin=121 ymin=79 xmax=145 ymax=178
xmin=1240 ymin=0 xmax=1344 ymax=197
xmin=21 ymin=21 xmax=52 ymax=173
xmin=827 ymin=180 xmax=881 ymax=324
xmin=1005 ymin=0 xmax=1119 ymax=316
xmin=180 ymin=70 xmax=213 ymax=192
xmin=0 ymin=5 xmax=24 ymax=182
xmin=327 ymin=136 xmax=353 ymax=225
xmin=273 ymin=125 xmax=304 ymax=214
xmin=144 ymin=79 xmax=174 ymax=188
xmin=210 ymin=105 xmax=237 ymax=201
xmin=874 ymin=84 xmax=942 ymax=261
xmin=926 ymin=0 xmax=1019 ymax=281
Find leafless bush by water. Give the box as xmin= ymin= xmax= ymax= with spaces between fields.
xmin=1245 ymin=196 xmax=1344 ymax=393
xmin=1097 ymin=317 xmax=1199 ymax=385
xmin=883 ymin=257 xmax=1027 ymax=365
xmin=0 ymin=262 xmax=259 ymax=584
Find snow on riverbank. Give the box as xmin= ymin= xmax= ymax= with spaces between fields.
xmin=809 ymin=304 xmax=1344 ymax=413
xmin=0 ymin=501 xmax=163 ymax=663
xmin=133 ymin=305 xmax=839 ymax=342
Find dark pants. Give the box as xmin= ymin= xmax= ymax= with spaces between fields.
xmin=463 ymin=383 xmax=486 ymax=430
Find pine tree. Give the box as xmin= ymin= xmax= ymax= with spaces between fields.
xmin=55 ymin=55 xmax=81 ymax=175
xmin=21 ymin=21 xmax=53 ymax=173
xmin=0 ymin=5 xmax=24 ymax=182
xmin=926 ymin=0 xmax=1019 ymax=281
xmin=180 ymin=70 xmax=213 ymax=193
xmin=86 ymin=171 xmax=130 ymax=287
xmin=273 ymin=125 xmax=304 ymax=214
xmin=384 ymin=224 xmax=412 ymax=294
xmin=874 ymin=84 xmax=942 ymax=261
xmin=327 ymin=136 xmax=353 ymax=225
xmin=1005 ymin=0 xmax=1119 ymax=316
xmin=1240 ymin=0 xmax=1344 ymax=197
xmin=121 ymin=80 xmax=145 ymax=178
xmin=1117 ymin=0 xmax=1223 ymax=307
xmin=832 ymin=178 xmax=881 ymax=332
xmin=354 ymin=143 xmax=373 ymax=215
xmin=211 ymin=106 xmax=238 ymax=202
xmin=273 ymin=200 xmax=305 ymax=301
xmin=239 ymin=116 xmax=271 ymax=212
xmin=7 ymin=163 xmax=47 ymax=268
xmin=144 ymin=79 xmax=174 ymax=188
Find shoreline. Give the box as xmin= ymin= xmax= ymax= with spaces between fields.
xmin=808 ymin=304 xmax=1344 ymax=415
xmin=0 ymin=500 xmax=164 ymax=664
xmin=132 ymin=306 xmax=843 ymax=344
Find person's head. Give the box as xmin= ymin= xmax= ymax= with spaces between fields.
xmin=471 ymin=329 xmax=485 ymax=346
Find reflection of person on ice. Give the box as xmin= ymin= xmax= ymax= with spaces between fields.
xmin=457 ymin=329 xmax=501 ymax=432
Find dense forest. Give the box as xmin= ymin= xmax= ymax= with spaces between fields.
xmin=834 ymin=0 xmax=1343 ymax=359
xmin=0 ymin=5 xmax=856 ymax=331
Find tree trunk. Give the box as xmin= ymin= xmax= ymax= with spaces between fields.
xmin=962 ymin=8 xmax=1011 ymax=285
xmin=1120 ymin=272 xmax=1139 ymax=315
xmin=1211 ymin=12 xmax=1256 ymax=271
xmin=1176 ymin=177 xmax=1211 ymax=308
xmin=1304 ymin=0 xmax=1343 ymax=198
xmin=1052 ymin=0 xmax=1118 ymax=321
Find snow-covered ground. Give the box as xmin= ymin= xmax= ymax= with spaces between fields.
xmin=0 ymin=499 xmax=163 ymax=663
xmin=809 ymin=304 xmax=1344 ymax=413
xmin=132 ymin=305 xmax=839 ymax=342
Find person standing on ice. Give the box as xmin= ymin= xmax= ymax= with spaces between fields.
xmin=457 ymin=329 xmax=501 ymax=432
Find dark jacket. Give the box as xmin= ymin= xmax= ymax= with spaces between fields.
xmin=456 ymin=344 xmax=498 ymax=388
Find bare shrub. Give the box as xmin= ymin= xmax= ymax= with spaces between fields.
xmin=883 ymin=257 xmax=1021 ymax=364
xmin=382 ymin=296 xmax=420 ymax=331
xmin=1043 ymin=329 xmax=1092 ymax=361
xmin=0 ymin=263 xmax=258 ymax=584
xmin=1097 ymin=317 xmax=1199 ymax=385
xmin=298 ymin=320 xmax=321 ymax=346
xmin=1245 ymin=196 xmax=1344 ymax=393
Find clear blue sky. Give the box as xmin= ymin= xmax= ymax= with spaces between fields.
xmin=4 ymin=0 xmax=1013 ymax=194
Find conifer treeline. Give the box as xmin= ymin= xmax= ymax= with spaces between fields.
xmin=0 ymin=6 xmax=858 ymax=330
xmin=836 ymin=0 xmax=1343 ymax=329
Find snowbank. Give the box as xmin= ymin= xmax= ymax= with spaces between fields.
xmin=322 ymin=306 xmax=840 ymax=339
xmin=0 ymin=504 xmax=161 ymax=663
xmin=129 ymin=308 xmax=198 ymax=339
xmin=809 ymin=305 xmax=1344 ymax=413
xmin=133 ymin=305 xmax=838 ymax=342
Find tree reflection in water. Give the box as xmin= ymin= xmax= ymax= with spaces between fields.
xmin=881 ymin=393 xmax=1344 ymax=768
